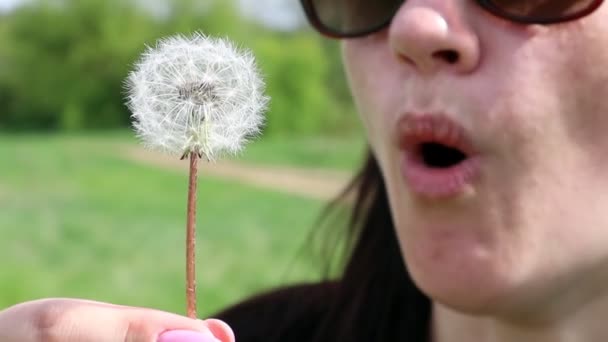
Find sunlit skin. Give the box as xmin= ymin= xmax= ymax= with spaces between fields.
xmin=342 ymin=1 xmax=608 ymax=341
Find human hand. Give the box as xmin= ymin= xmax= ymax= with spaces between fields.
xmin=0 ymin=298 xmax=235 ymax=342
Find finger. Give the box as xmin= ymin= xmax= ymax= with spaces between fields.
xmin=204 ymin=319 xmax=235 ymax=342
xmin=0 ymin=298 xmax=233 ymax=342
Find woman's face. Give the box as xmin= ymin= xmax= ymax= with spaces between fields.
xmin=342 ymin=1 xmax=608 ymax=320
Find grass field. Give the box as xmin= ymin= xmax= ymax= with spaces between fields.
xmin=0 ymin=132 xmax=364 ymax=316
xmin=60 ymin=130 xmax=368 ymax=171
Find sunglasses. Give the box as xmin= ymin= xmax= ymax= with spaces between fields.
xmin=300 ymin=0 xmax=604 ymax=38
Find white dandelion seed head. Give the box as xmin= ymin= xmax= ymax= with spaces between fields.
xmin=126 ymin=32 xmax=268 ymax=160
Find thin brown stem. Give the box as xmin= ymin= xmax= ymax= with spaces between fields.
xmin=186 ymin=152 xmax=198 ymax=318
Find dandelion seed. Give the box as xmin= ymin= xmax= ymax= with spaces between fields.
xmin=126 ymin=32 xmax=268 ymax=161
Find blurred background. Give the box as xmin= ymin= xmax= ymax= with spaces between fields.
xmin=0 ymin=0 xmax=365 ymax=316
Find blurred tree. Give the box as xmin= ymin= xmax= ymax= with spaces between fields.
xmin=0 ymin=0 xmax=359 ymax=136
xmin=0 ymin=14 xmax=12 ymax=130
xmin=254 ymin=33 xmax=331 ymax=135
xmin=0 ymin=0 xmax=160 ymax=130
xmin=163 ymin=0 xmax=246 ymax=38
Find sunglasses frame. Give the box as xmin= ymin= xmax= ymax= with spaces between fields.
xmin=300 ymin=0 xmax=604 ymax=39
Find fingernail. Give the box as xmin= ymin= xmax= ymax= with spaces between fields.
xmin=158 ymin=330 xmax=220 ymax=342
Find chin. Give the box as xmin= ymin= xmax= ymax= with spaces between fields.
xmin=400 ymin=229 xmax=528 ymax=316
xmin=413 ymin=272 xmax=513 ymax=316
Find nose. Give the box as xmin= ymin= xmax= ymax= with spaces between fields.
xmin=388 ymin=5 xmax=480 ymax=75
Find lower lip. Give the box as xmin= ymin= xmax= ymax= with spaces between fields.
xmin=400 ymin=152 xmax=481 ymax=199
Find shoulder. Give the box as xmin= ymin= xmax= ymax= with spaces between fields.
xmin=213 ymin=281 xmax=338 ymax=342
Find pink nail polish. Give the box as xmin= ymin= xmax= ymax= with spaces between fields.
xmin=157 ymin=330 xmax=219 ymax=342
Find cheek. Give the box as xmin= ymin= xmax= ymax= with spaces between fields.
xmin=477 ymin=25 xmax=608 ymax=309
xmin=560 ymin=47 xmax=608 ymax=167
xmin=479 ymin=22 xmax=608 ymax=280
xmin=342 ymin=38 xmax=404 ymax=154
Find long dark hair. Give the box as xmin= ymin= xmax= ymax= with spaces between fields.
xmin=310 ymin=150 xmax=431 ymax=341
xmin=216 ymin=150 xmax=431 ymax=341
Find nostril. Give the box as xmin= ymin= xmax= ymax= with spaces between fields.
xmin=433 ymin=50 xmax=459 ymax=64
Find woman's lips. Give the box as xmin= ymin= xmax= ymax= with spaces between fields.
xmin=396 ymin=113 xmax=481 ymax=199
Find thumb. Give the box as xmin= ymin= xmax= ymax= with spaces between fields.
xmin=0 ymin=298 xmax=235 ymax=342
xmin=157 ymin=319 xmax=235 ymax=342
xmin=203 ymin=319 xmax=235 ymax=342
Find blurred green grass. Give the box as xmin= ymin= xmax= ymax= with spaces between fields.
xmin=0 ymin=133 xmax=364 ymax=316
xmin=63 ymin=130 xmax=367 ymax=170
xmin=233 ymin=134 xmax=367 ymax=171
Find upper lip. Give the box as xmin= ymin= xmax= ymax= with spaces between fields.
xmin=395 ymin=113 xmax=477 ymax=156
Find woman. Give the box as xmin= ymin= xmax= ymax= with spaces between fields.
xmin=3 ymin=0 xmax=608 ymax=340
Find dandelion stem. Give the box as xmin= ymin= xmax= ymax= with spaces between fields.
xmin=186 ymin=151 xmax=198 ymax=318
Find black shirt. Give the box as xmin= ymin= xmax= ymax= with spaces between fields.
xmin=215 ymin=282 xmax=338 ymax=342
xmin=215 ymin=279 xmax=432 ymax=342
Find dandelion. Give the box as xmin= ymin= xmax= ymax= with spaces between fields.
xmin=126 ymin=33 xmax=267 ymax=161
xmin=125 ymin=32 xmax=268 ymax=318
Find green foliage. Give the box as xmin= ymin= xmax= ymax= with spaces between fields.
xmin=0 ymin=0 xmax=160 ymax=130
xmin=254 ymin=34 xmax=330 ymax=135
xmin=0 ymin=0 xmax=359 ymax=136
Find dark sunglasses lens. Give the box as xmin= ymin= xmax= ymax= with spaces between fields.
xmin=311 ymin=0 xmax=403 ymax=36
xmin=486 ymin=0 xmax=597 ymax=22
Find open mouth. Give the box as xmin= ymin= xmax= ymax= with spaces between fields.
xmin=417 ymin=142 xmax=468 ymax=169
xmin=397 ymin=113 xmax=481 ymax=198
